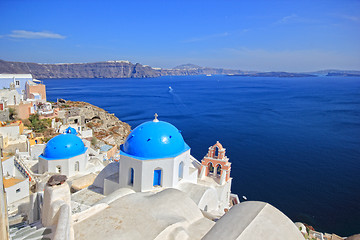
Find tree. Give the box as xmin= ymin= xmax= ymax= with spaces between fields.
xmin=8 ymin=107 xmax=17 ymax=120
xmin=91 ymin=137 xmax=97 ymax=146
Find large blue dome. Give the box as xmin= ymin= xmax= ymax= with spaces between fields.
xmin=121 ymin=120 xmax=190 ymax=159
xmin=42 ymin=134 xmax=87 ymax=160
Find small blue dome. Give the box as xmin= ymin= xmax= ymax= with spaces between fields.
xmin=65 ymin=126 xmax=77 ymax=135
xmin=42 ymin=134 xmax=87 ymax=160
xmin=121 ymin=120 xmax=190 ymax=159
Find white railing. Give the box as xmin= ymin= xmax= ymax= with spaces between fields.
xmin=14 ymin=156 xmax=36 ymax=183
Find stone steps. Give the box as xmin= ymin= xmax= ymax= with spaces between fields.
xmin=9 ymin=221 xmax=52 ymax=240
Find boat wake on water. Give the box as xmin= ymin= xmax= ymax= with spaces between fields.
xmin=167 ymin=87 xmax=217 ymax=132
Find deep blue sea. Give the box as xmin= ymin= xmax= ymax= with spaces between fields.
xmin=43 ymin=75 xmax=360 ymax=236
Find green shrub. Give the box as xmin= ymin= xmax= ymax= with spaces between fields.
xmin=27 ymin=114 xmax=51 ymax=133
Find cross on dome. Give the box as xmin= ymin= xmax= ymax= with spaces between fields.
xmin=153 ymin=113 xmax=159 ymax=122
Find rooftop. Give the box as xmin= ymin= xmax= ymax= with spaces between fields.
xmin=3 ymin=177 xmax=25 ymax=188
xmin=73 ymin=188 xmax=214 ymax=240
xmin=1 ymin=152 xmax=14 ymax=162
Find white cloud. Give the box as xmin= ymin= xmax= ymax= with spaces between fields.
xmin=276 ymin=14 xmax=299 ymax=24
xmin=7 ymin=30 xmax=66 ymax=39
xmin=182 ymin=32 xmax=229 ymax=43
xmin=340 ymin=15 xmax=359 ymax=22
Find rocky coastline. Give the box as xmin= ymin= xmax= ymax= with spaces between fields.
xmin=58 ymin=100 xmax=131 ymax=146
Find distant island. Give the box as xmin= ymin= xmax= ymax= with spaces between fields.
xmin=0 ymin=59 xmax=359 ymax=79
xmin=326 ymin=72 xmax=360 ymax=77
xmin=226 ymin=72 xmax=315 ymax=78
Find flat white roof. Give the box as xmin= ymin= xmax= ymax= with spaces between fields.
xmin=0 ymin=74 xmax=33 ymax=79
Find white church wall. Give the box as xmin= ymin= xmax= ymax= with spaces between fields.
xmin=119 ymin=155 xmax=143 ymax=192
xmin=118 ymin=150 xmax=196 ymax=193
xmin=214 ymin=179 xmax=232 ymax=212
xmin=141 ymin=157 xmax=174 ymax=192
xmin=46 ymin=158 xmax=69 ymax=176
xmin=172 ymin=150 xmax=197 ymax=187
xmin=39 ymin=152 xmax=87 ymax=177
xmin=67 ymin=153 xmax=87 ymax=177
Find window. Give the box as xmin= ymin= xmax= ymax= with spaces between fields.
xmin=75 ymin=161 xmax=79 ymax=172
xmin=129 ymin=168 xmax=134 ymax=186
xmin=15 ymin=80 xmax=20 ymax=86
xmin=178 ymin=162 xmax=184 ymax=179
xmin=56 ymin=165 xmax=62 ymax=174
xmin=16 ymin=188 xmax=21 ymax=193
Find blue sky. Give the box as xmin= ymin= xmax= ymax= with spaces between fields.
xmin=0 ymin=0 xmax=359 ymax=71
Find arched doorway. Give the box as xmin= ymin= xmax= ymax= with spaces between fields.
xmin=153 ymin=168 xmax=162 ymax=187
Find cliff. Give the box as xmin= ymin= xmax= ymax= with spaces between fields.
xmin=0 ymin=60 xmax=160 ymax=79
xmin=1 ymin=59 xmax=358 ymax=79
xmin=0 ymin=60 xmax=247 ymax=78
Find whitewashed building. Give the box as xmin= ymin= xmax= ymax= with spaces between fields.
xmin=1 ymin=155 xmax=29 ymax=204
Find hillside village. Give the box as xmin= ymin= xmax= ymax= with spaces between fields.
xmin=0 ymin=74 xmax=355 ymax=240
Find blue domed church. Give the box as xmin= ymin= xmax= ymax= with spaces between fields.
xmin=38 ymin=133 xmax=89 ymax=177
xmin=95 ymin=114 xmax=233 ymax=214
xmin=112 ymin=115 xmax=198 ymax=193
